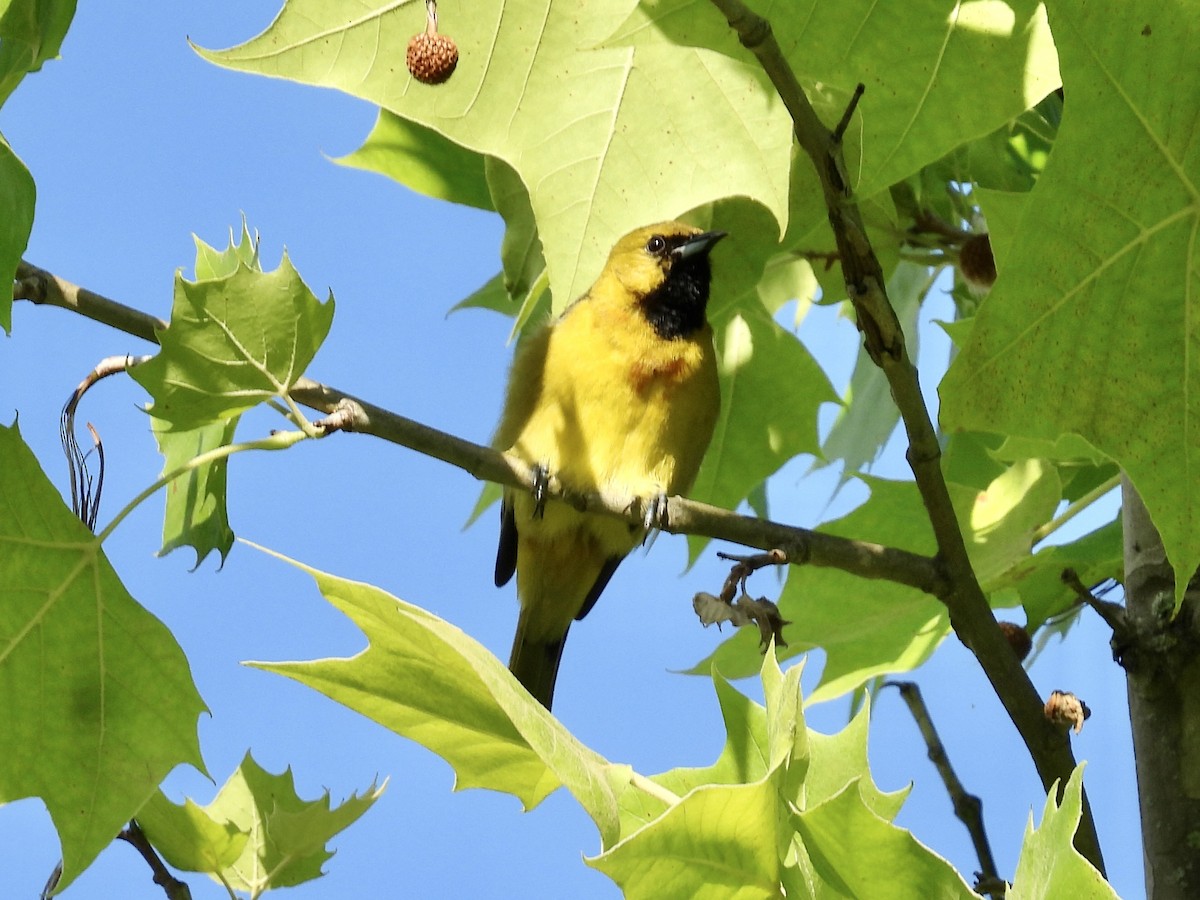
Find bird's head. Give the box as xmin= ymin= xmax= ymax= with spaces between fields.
xmin=603 ymin=221 xmax=727 ymax=340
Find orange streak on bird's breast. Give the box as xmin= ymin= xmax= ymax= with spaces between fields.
xmin=627 ymin=355 xmax=690 ymax=396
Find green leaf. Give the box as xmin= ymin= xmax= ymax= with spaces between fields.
xmin=966 ymin=458 xmax=1062 ymax=591
xmin=152 ymin=416 xmax=237 ymax=567
xmin=486 ymin=154 xmax=546 ymax=302
xmin=139 ymin=752 xmax=384 ymax=897
xmin=941 ymin=0 xmax=1200 ymax=606
xmin=0 ymin=133 xmax=35 ymax=332
xmin=965 ymin=96 xmax=1060 ymax=192
xmin=336 ymin=109 xmax=494 ymax=210
xmin=806 ymin=695 xmax=907 ymax=819
xmin=130 ymin=253 xmax=334 ymax=429
xmin=1008 ymin=766 xmax=1117 ymax=900
xmin=693 ymin=458 xmax=1061 ymax=699
xmin=795 ymin=780 xmax=978 ymax=900
xmin=0 ymin=0 xmax=76 ymax=106
xmin=1018 ymin=519 xmax=1122 ymax=630
xmin=821 ymin=261 xmax=933 ymax=477
xmin=699 ymin=301 xmax=834 ymax=513
xmin=193 ymin=219 xmax=260 ymax=279
xmin=137 ymin=790 xmax=248 ymax=875
xmin=594 ymin=651 xmax=805 ymax=899
xmin=0 ymin=422 xmax=206 ymax=888
xmin=645 ymin=672 xmax=770 ymax=800
xmin=592 ymin=778 xmax=788 ymax=900
xmin=615 ymin=0 xmax=1062 ymax=197
xmin=246 ymin=546 xmax=630 ymax=846
xmin=197 ymin=0 xmax=792 ymax=311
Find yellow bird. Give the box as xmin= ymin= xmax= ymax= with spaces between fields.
xmin=492 ymin=222 xmax=725 ymax=709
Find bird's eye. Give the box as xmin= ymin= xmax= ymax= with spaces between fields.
xmin=646 ymin=235 xmax=667 ymax=255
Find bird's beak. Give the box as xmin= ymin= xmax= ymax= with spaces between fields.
xmin=672 ymin=230 xmax=727 ymax=261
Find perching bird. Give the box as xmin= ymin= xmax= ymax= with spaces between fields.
xmin=492 ymin=221 xmax=725 ymax=709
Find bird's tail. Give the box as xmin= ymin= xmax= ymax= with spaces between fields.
xmin=509 ymin=610 xmax=569 ymax=711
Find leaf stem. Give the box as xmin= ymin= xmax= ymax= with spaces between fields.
xmin=95 ymin=429 xmax=308 ymax=544
xmin=1032 ymin=473 xmax=1121 ymax=544
xmin=628 ymin=771 xmax=680 ymax=807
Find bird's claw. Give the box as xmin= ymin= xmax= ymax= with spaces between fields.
xmin=531 ymin=464 xmax=550 ymax=519
xmin=643 ymin=492 xmax=670 ymax=532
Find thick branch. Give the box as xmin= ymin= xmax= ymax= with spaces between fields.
xmin=706 ymin=0 xmax=1103 ymax=872
xmin=13 ymin=262 xmax=946 ymax=596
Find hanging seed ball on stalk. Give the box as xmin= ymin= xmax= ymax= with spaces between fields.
xmin=407 ymin=0 xmax=458 ymax=84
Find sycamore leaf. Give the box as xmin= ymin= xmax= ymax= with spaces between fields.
xmin=145 ymin=227 xmax=269 ymax=565
xmin=593 ymin=778 xmax=789 ymax=900
xmin=0 ymin=0 xmax=76 ymax=107
xmin=941 ymin=0 xmax=1200 ymax=606
xmin=1008 ymin=766 xmax=1117 ymax=900
xmin=193 ymin=219 xmax=260 ymax=279
xmin=611 ymin=0 xmax=1061 ymax=198
xmin=0 ymin=423 xmax=206 ymax=889
xmin=131 ymin=252 xmax=333 ymax=430
xmin=594 ymin=652 xmax=805 ymax=899
xmin=693 ymin=200 xmax=838 ymax=510
xmin=805 ymin=696 xmax=907 ymax=819
xmin=967 ymin=459 xmax=1062 ymax=589
xmin=1019 ymin=520 xmax=1122 ymax=629
xmin=244 ymin=545 xmax=630 ymax=847
xmin=138 ymin=753 xmax=384 ymax=897
xmin=598 ymin=651 xmax=906 ymax=898
xmin=137 ymin=790 xmax=248 ymax=875
xmin=152 ymin=416 xmax=237 ymax=566
xmin=795 ymin=780 xmax=979 ymax=899
xmin=0 ymin=134 xmax=35 ymax=332
xmin=198 ymin=0 xmax=792 ymax=311
xmin=643 ymin=672 xmax=769 ymax=801
xmin=335 ymin=109 xmax=494 ymax=211
xmin=820 ymin=261 xmax=933 ymax=478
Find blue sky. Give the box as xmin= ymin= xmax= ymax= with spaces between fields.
xmin=1 ymin=4 xmax=1142 ymax=898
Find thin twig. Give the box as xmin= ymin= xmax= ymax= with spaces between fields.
xmin=119 ymin=820 xmax=192 ymax=900
xmin=14 ymin=260 xmax=948 ymax=596
xmin=887 ymin=681 xmax=1002 ymax=897
xmin=705 ymin=0 xmax=1103 ymax=873
xmin=1061 ymin=568 xmax=1133 ymax=665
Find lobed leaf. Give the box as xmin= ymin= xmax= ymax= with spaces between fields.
xmin=1008 ymin=766 xmax=1117 ymax=900
xmin=941 ymin=0 xmax=1200 ymax=606
xmin=0 ymin=423 xmax=206 ymax=888
xmin=138 ymin=752 xmax=384 ymax=897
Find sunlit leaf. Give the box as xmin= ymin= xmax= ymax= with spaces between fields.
xmin=941 ymin=0 xmax=1200 ymax=605
xmin=1008 ymin=766 xmax=1117 ymax=900
xmin=0 ymin=423 xmax=206 ymax=888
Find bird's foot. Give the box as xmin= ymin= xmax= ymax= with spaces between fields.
xmin=531 ymin=463 xmax=550 ymax=519
xmin=642 ymin=492 xmax=670 ymax=532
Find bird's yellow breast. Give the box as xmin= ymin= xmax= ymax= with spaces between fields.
xmin=503 ymin=288 xmax=718 ymax=504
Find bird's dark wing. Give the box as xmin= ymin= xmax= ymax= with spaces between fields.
xmin=494 ymin=497 xmax=518 ymax=587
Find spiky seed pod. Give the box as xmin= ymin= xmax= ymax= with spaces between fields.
xmin=407 ymin=32 xmax=458 ymax=84
xmin=407 ymin=1 xmax=458 ymax=84
xmin=997 ymin=620 xmax=1032 ymax=662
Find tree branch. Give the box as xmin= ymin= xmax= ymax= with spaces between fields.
xmin=119 ymin=820 xmax=192 ymax=900
xmin=887 ymin=681 xmax=1002 ymax=898
xmin=13 ymin=261 xmax=947 ymax=597
xmin=706 ymin=0 xmax=1104 ymax=872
